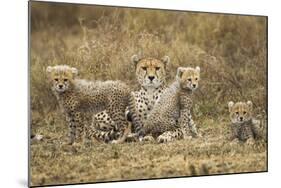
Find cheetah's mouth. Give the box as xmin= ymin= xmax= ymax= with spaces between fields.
xmin=55 ymin=87 xmax=66 ymax=93
xmin=144 ymin=82 xmax=155 ymax=86
xmin=233 ymin=118 xmax=248 ymax=124
xmin=145 ymin=79 xmax=161 ymax=87
xmin=188 ymin=84 xmax=198 ymax=91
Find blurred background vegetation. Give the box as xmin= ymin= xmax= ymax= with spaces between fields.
xmin=30 ymin=1 xmax=267 ymax=129
xmin=30 ymin=2 xmax=267 ymax=186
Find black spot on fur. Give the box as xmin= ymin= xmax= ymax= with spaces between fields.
xmin=126 ymin=112 xmax=132 ymax=122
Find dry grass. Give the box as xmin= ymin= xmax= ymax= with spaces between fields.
xmin=30 ymin=2 xmax=267 ymax=187
xmin=30 ymin=117 xmax=267 ymax=186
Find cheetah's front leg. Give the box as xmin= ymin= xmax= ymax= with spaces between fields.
xmin=187 ymin=116 xmax=199 ymax=137
xmin=66 ymin=111 xmax=84 ymax=145
xmin=107 ymin=101 xmax=127 ymax=130
xmin=65 ymin=115 xmax=75 ymax=145
xmin=179 ymin=108 xmax=199 ymax=138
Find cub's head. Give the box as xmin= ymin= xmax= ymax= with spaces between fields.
xmin=176 ymin=66 xmax=200 ymax=91
xmin=228 ymin=101 xmax=253 ymax=124
xmin=132 ymin=54 xmax=170 ymax=89
xmin=46 ymin=65 xmax=78 ymax=93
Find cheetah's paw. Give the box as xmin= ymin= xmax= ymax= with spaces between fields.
xmin=111 ymin=140 xmax=119 ymax=144
xmin=157 ymin=135 xmax=172 ymax=143
xmin=142 ymin=135 xmax=155 ymax=142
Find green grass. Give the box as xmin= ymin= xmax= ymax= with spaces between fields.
xmin=30 ymin=2 xmax=267 ymax=186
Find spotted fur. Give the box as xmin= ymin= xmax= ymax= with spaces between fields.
xmin=134 ymin=66 xmax=200 ymax=143
xmin=228 ymin=101 xmax=261 ymax=144
xmin=128 ymin=54 xmax=170 ymax=134
xmin=46 ymin=65 xmax=131 ymax=144
xmin=93 ymin=55 xmax=170 ymax=141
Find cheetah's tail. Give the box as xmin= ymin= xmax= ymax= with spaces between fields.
xmin=111 ymin=122 xmax=132 ymax=144
xmin=87 ymin=127 xmax=121 ymax=143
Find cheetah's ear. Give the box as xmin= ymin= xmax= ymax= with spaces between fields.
xmin=71 ymin=67 xmax=78 ymax=76
xmin=46 ymin=66 xmax=53 ymax=74
xmin=176 ymin=67 xmax=185 ymax=79
xmin=161 ymin=56 xmax=170 ymax=66
xmin=195 ymin=66 xmax=200 ymax=73
xmin=247 ymin=101 xmax=253 ymax=111
xmin=131 ymin=54 xmax=140 ymax=66
xmin=228 ymin=101 xmax=234 ymax=112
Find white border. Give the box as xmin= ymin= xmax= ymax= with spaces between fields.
xmin=1 ymin=0 xmax=280 ymax=188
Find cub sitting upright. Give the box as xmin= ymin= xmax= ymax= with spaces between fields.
xmin=228 ymin=101 xmax=261 ymax=144
xmin=46 ymin=65 xmax=131 ymax=144
xmin=132 ymin=66 xmax=200 ymax=143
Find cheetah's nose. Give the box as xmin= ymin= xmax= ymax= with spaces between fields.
xmin=193 ymin=84 xmax=197 ymax=88
xmin=58 ymin=84 xmax=63 ymax=89
xmin=148 ymin=76 xmax=155 ymax=81
xmin=240 ymin=117 xmax=243 ymax=121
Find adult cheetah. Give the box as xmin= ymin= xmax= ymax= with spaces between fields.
xmin=93 ymin=54 xmax=171 ymax=141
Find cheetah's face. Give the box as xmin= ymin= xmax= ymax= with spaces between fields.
xmin=176 ymin=66 xmax=200 ymax=91
xmin=132 ymin=55 xmax=169 ymax=89
xmin=228 ymin=101 xmax=253 ymax=124
xmin=46 ymin=65 xmax=78 ymax=93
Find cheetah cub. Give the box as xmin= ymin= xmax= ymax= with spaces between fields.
xmin=228 ymin=101 xmax=261 ymax=144
xmin=132 ymin=66 xmax=200 ymax=143
xmin=46 ymin=65 xmax=131 ymax=144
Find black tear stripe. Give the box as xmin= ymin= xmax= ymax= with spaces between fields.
xmin=144 ymin=71 xmax=147 ymax=78
xmin=155 ymin=71 xmax=159 ymax=79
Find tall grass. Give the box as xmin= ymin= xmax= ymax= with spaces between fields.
xmin=30 ymin=2 xmax=267 ymax=128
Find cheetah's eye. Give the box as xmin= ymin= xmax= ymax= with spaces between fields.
xmin=142 ymin=67 xmax=147 ymax=71
xmin=188 ymin=78 xmax=192 ymax=82
xmin=64 ymin=79 xmax=68 ymax=82
xmin=54 ymin=78 xmax=59 ymax=82
xmin=235 ymin=112 xmax=239 ymax=115
xmin=195 ymin=78 xmax=198 ymax=81
xmin=243 ymin=111 xmax=247 ymax=115
xmin=155 ymin=67 xmax=160 ymax=71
